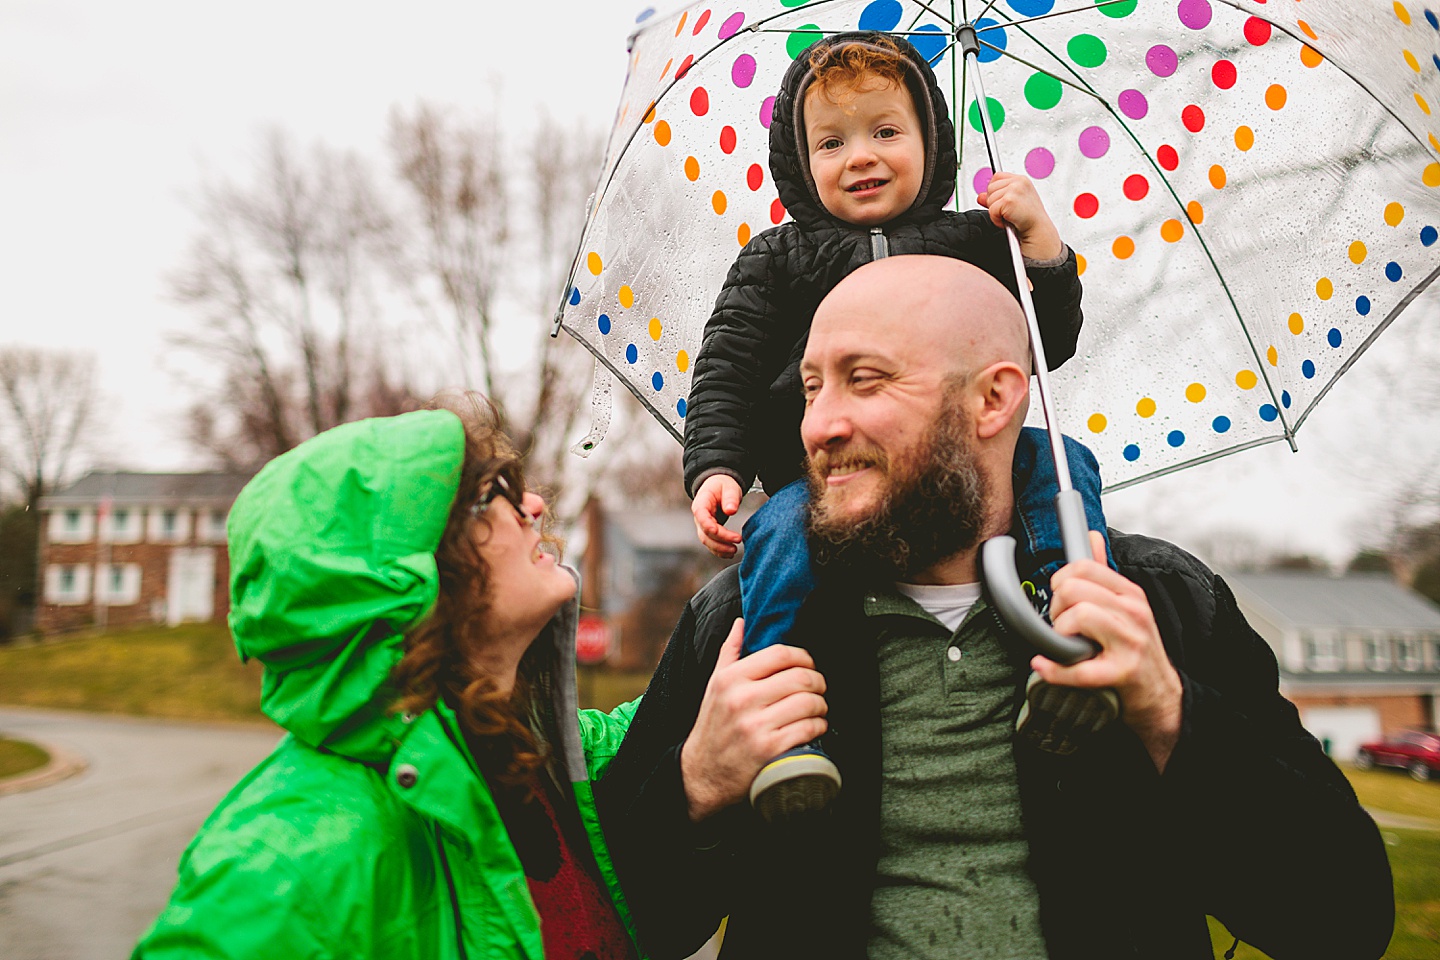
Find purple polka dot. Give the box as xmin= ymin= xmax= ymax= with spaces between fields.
xmin=1147 ymin=44 xmax=1178 ymax=77
xmin=973 ymin=166 xmax=993 ymax=196
xmin=759 ymin=96 xmax=775 ymax=128
xmin=1118 ymin=89 xmax=1149 ymax=120
xmin=1078 ymin=125 xmax=1110 ymax=159
xmin=718 ymin=11 xmax=745 ymax=40
xmin=1177 ymin=0 xmax=1212 ymax=30
xmin=732 ymin=54 xmax=756 ymax=88
xmin=1024 ymin=147 xmax=1055 ymax=179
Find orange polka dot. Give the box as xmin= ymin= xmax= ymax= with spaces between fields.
xmin=1112 ymin=236 xmax=1135 ymax=259
xmin=684 ymin=156 xmax=700 ymax=181
xmin=654 ymin=121 xmax=671 ymax=146
xmin=676 ymin=350 xmax=690 ymax=372
xmin=1076 ymin=254 xmax=1087 ymax=276
xmin=1209 ymin=165 xmax=1227 ymax=189
xmin=1160 ymin=219 xmax=1184 ymax=243
xmin=660 ymin=58 xmax=673 ymax=80
xmin=1349 ymin=240 xmax=1368 ymax=264
xmin=1087 ymin=413 xmax=1107 ymax=433
xmin=1418 ymin=93 xmax=1433 ymax=116
xmin=1406 ymin=50 xmax=1422 ymax=72
xmin=1316 ymin=277 xmax=1333 ymax=300
xmin=618 ymin=285 xmax=635 ymax=309
xmin=675 ymin=12 xmax=687 ymax=35
xmin=1235 ymin=125 xmax=1254 ymax=151
xmin=1396 ymin=2 xmax=1413 ymax=25
xmin=1385 ymin=202 xmax=1406 ymax=226
xmin=1300 ymin=45 xmax=1324 ymax=68
xmin=1136 ymin=397 xmax=1156 ymax=418
xmin=1236 ymin=370 xmax=1258 ymax=390
xmin=649 ymin=317 xmax=663 ymax=341
xmin=737 ymin=223 xmax=751 ymax=246
xmin=643 ymin=101 xmax=657 ymax=124
xmin=1430 ymin=133 xmax=1440 ymax=152
xmin=1185 ymin=383 xmax=1207 ymax=403
xmin=587 ymin=252 xmax=603 ymax=275
xmin=1425 ymin=163 xmax=1440 ymax=187
xmin=712 ymin=191 xmax=727 ymax=215
xmin=1288 ymin=313 xmax=1304 ymax=335
xmin=1297 ymin=20 xmax=1317 ymax=41
xmin=1187 ymin=200 xmax=1205 ymax=224
xmin=1266 ymin=84 xmax=1288 ymax=110
xmin=1266 ymin=345 xmax=1278 ymax=366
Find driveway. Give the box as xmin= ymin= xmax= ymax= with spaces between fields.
xmin=0 ymin=708 xmax=281 ymax=960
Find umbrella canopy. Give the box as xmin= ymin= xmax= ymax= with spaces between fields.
xmin=557 ymin=0 xmax=1440 ymax=490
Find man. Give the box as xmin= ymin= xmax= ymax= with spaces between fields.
xmin=596 ymin=256 xmax=1393 ymax=959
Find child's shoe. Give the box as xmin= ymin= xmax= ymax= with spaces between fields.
xmin=749 ymin=741 xmax=841 ymax=822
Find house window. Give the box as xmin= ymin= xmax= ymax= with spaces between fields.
xmin=45 ymin=564 xmax=90 ymax=605
xmin=64 ymin=510 xmax=81 ymax=532
xmin=60 ymin=568 xmax=75 ymax=592
xmin=162 ymin=510 xmax=177 ymax=535
xmin=207 ymin=508 xmax=227 ymax=542
xmin=1302 ymin=632 xmax=1342 ymax=672
xmin=96 ymin=563 xmax=141 ymax=605
xmin=1363 ymin=636 xmax=1392 ymax=672
xmin=1398 ymin=636 xmax=1423 ymax=672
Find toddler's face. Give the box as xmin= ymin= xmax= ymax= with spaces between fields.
xmin=804 ymin=78 xmax=924 ymax=228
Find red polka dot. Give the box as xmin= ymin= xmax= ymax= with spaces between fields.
xmin=770 ymin=198 xmax=786 ymax=224
xmin=1123 ymin=174 xmax=1149 ymax=200
xmin=747 ymin=164 xmax=764 ymax=191
xmin=1074 ymin=193 xmax=1099 ymax=218
xmin=1157 ymin=144 xmax=1179 ymax=171
xmin=690 ymin=87 xmax=710 ymax=116
xmin=1244 ymin=16 xmax=1271 ymax=45
xmin=676 ymin=54 xmax=695 ymax=79
xmin=1182 ymin=104 xmax=1206 ymax=132
xmin=693 ymin=9 xmax=711 ymax=34
xmin=1211 ymin=60 xmax=1236 ymax=89
xmin=719 ymin=126 xmax=737 ymax=154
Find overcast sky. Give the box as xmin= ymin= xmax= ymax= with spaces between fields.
xmin=3 ymin=0 xmax=1436 ymax=566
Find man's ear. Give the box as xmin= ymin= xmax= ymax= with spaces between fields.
xmin=973 ymin=362 xmax=1029 ymax=440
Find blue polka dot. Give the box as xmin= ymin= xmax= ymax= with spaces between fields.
xmin=1433 ymin=54 xmax=1440 ymax=72
xmin=1212 ymin=416 xmax=1231 ymax=434
xmin=597 ymin=313 xmax=611 ymax=335
xmin=1259 ymin=404 xmax=1278 ymax=421
xmin=635 ymin=6 xmax=655 ymax=22
xmin=625 ymin=343 xmax=638 ymax=364
xmin=1123 ymin=444 xmax=1140 ymax=462
xmin=1423 ymin=225 xmax=1438 ymax=246
xmin=1007 ymin=0 xmax=1056 ymax=14
xmin=858 ymin=0 xmax=903 ymax=32
xmin=1281 ymin=390 xmax=1292 ymax=409
xmin=1302 ymin=359 xmax=1316 ymax=378
xmin=974 ymin=18 xmax=1007 ymax=62
xmin=1356 ymin=296 xmax=1371 ymax=316
xmin=652 ymin=371 xmax=664 ymax=391
xmin=1328 ymin=328 xmax=1342 ymax=348
xmin=1427 ymin=8 xmax=1439 ymax=29
xmin=1386 ymin=262 xmax=1403 ymax=282
xmin=677 ymin=398 xmax=688 ymax=418
xmin=1167 ymin=430 xmax=1185 ymax=448
xmin=569 ymin=287 xmax=581 ymax=306
xmin=910 ymin=24 xmax=948 ymax=66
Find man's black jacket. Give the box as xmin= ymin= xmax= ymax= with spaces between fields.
xmin=682 ymin=32 xmax=1085 ymax=498
xmin=595 ymin=531 xmax=1394 ymax=959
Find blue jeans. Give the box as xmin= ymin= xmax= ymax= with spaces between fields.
xmin=739 ymin=427 xmax=1112 ymax=654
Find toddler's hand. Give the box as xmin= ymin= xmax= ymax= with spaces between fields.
xmin=692 ymin=475 xmax=744 ymax=558
xmin=977 ymin=172 xmax=1064 ymax=262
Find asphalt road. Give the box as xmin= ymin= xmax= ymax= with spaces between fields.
xmin=0 ymin=708 xmax=281 ymax=960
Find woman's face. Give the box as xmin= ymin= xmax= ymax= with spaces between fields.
xmin=470 ymin=485 xmax=576 ymax=641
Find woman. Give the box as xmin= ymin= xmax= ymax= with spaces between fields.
xmin=133 ymin=394 xmax=642 ymax=959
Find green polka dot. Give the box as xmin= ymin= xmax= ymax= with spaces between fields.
xmin=967 ymin=97 xmax=1006 ymax=133
xmin=780 ymin=0 xmax=810 ymax=6
xmin=1024 ymin=72 xmax=1062 ymax=109
xmin=1099 ymin=0 xmax=1136 ymax=16
xmin=1067 ymin=34 xmax=1107 ymax=68
xmin=786 ymin=24 xmax=823 ymax=59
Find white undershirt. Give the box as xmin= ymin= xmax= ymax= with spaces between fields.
xmin=893 ymin=581 xmax=982 ymax=634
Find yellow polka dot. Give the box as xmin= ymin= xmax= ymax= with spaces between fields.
xmin=1349 ymin=241 xmax=1367 ymax=264
xmin=1316 ymin=277 xmax=1333 ymax=300
xmin=1266 ymin=345 xmax=1278 ymax=366
xmin=1076 ymin=254 xmax=1087 ymax=276
xmin=648 ymin=317 xmax=663 ymax=341
xmin=1235 ymin=125 xmax=1254 ymax=151
xmin=1385 ymin=202 xmax=1406 ymax=226
xmin=684 ymin=156 xmax=700 ymax=181
xmin=1266 ymin=84 xmax=1288 ymax=110
xmin=1209 ymin=165 xmax=1227 ymax=189
xmin=1187 ymin=200 xmax=1205 ymax=225
xmin=1087 ymin=413 xmax=1107 ymax=433
xmin=618 ymin=285 xmax=634 ymax=309
xmin=1236 ymin=369 xmax=1258 ymax=390
xmin=1406 ymin=50 xmax=1421 ymax=72
xmin=1297 ymin=20 xmax=1317 ymax=41
xmin=1419 ymin=93 xmax=1433 ymax=116
xmin=712 ymin=190 xmax=727 ymax=215
xmin=1288 ymin=313 xmax=1304 ymax=335
xmin=1301 ymin=45 xmax=1324 ymax=68
xmin=1186 ymin=382 xmax=1207 ymax=403
xmin=654 ymin=121 xmax=671 ymax=147
xmin=643 ymin=101 xmax=657 ymax=124
xmin=737 ymin=223 xmax=752 ymax=247
xmin=1112 ymin=236 xmax=1135 ymax=259
xmin=1430 ymin=132 xmax=1440 ymax=152
xmin=676 ymin=350 xmax=690 ymax=372
xmin=586 ymin=252 xmax=603 ymax=276
xmin=1425 ymin=163 xmax=1440 ymax=187
xmin=1397 ymin=2 xmax=1413 ymax=25
xmin=1160 ymin=219 xmax=1184 ymax=243
xmin=1136 ymin=397 xmax=1156 ymax=418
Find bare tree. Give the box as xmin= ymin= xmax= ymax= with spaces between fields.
xmin=0 ymin=346 xmax=96 ymax=510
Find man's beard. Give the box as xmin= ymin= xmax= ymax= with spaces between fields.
xmin=807 ymin=397 xmax=987 ymax=580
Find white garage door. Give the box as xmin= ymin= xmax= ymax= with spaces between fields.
xmin=1300 ymin=706 xmax=1381 ymax=761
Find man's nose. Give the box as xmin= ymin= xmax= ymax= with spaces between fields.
xmin=801 ymin=386 xmax=853 ymax=453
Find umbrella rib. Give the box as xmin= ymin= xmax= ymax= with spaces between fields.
xmin=976 ymin=0 xmax=1140 ymax=33
xmin=975 ymin=41 xmax=1106 ymax=103
xmin=558 ymin=317 xmax=685 ymax=444
xmin=1101 ymin=436 xmax=1292 ymax=494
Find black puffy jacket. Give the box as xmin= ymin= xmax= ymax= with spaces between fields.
xmin=682 ymin=32 xmax=1085 ymax=498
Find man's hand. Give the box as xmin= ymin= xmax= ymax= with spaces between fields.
xmin=976 ymin=171 xmax=1065 ymax=262
xmin=680 ymin=619 xmax=829 ymax=821
xmin=1031 ymin=531 xmax=1183 ymax=772
xmin=691 ymin=475 xmax=745 ymax=558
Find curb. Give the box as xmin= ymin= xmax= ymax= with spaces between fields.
xmin=0 ymin=739 xmax=88 ymax=797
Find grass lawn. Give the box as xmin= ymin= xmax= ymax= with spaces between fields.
xmin=0 ymin=736 xmax=49 ymax=779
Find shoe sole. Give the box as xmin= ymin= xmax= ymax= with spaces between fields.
xmin=1015 ymin=674 xmax=1119 ymax=756
xmin=750 ymin=754 xmax=842 ymax=822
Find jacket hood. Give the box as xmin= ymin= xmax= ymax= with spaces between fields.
xmin=770 ymin=31 xmax=958 ymax=232
xmin=227 ymin=410 xmax=465 ymax=761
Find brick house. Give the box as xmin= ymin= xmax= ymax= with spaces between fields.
xmin=1228 ymin=571 xmax=1440 ymax=760
xmin=36 ymin=471 xmax=252 ymax=634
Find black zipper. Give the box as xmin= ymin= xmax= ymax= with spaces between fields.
xmin=434 ymin=823 xmax=469 ymax=960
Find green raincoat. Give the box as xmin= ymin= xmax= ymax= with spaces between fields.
xmin=133 ymin=410 xmax=641 ymax=960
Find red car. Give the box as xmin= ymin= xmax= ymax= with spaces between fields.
xmin=1354 ymin=730 xmax=1440 ymax=782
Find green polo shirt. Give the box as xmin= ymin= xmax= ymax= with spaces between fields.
xmin=862 ymin=588 xmax=1048 ymax=960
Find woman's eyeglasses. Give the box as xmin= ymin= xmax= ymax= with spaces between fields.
xmin=470 ymin=468 xmax=535 ymax=527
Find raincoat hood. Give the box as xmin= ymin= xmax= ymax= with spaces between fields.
xmin=227 ymin=409 xmax=465 ymax=762
xmin=770 ymin=31 xmax=958 ymax=232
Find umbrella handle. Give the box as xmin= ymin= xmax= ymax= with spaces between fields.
xmin=981 ymin=534 xmax=1098 ymax=665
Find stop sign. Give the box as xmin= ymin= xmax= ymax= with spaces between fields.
xmin=576 ymin=615 xmax=612 ymax=665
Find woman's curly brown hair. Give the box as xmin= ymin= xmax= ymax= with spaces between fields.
xmin=390 ymin=389 xmax=561 ymax=789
